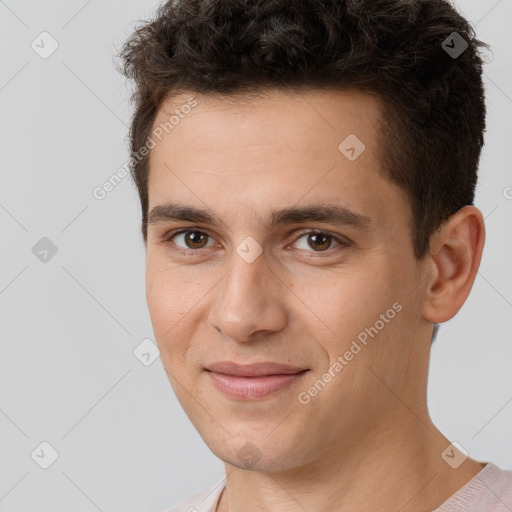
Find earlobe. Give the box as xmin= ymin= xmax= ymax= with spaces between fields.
xmin=422 ymin=206 xmax=485 ymax=324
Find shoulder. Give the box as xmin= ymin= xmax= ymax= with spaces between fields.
xmin=163 ymin=479 xmax=226 ymax=512
xmin=470 ymin=462 xmax=512 ymax=509
xmin=436 ymin=462 xmax=512 ymax=511
xmin=490 ymin=463 xmax=512 ymax=504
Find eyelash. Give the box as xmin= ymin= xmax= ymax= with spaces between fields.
xmin=161 ymin=228 xmax=350 ymax=257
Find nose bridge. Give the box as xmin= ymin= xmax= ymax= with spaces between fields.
xmin=208 ymin=248 xmax=286 ymax=342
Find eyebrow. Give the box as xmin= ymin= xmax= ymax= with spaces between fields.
xmin=147 ymin=202 xmax=373 ymax=231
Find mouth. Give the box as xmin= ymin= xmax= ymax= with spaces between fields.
xmin=205 ymin=361 xmax=310 ymax=400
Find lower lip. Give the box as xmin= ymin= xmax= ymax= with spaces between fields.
xmin=206 ymin=370 xmax=309 ymax=400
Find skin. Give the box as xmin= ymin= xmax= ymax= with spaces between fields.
xmin=144 ymin=88 xmax=486 ymax=512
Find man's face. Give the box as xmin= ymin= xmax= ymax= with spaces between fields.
xmin=145 ymin=88 xmax=430 ymax=472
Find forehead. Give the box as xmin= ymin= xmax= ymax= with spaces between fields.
xmin=151 ymin=87 xmax=383 ymax=151
xmin=146 ymin=88 xmax=407 ymax=229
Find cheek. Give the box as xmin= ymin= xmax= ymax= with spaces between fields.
xmin=306 ymin=269 xmax=393 ymax=331
xmin=146 ymin=285 xmax=196 ymax=378
xmin=145 ymin=256 xmax=214 ymax=376
xmin=145 ymin=262 xmax=193 ymax=347
xmin=146 ymin=250 xmax=190 ymax=311
xmin=312 ymin=267 xmax=409 ymax=366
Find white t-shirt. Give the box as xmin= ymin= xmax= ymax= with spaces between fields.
xmin=165 ymin=462 xmax=512 ymax=512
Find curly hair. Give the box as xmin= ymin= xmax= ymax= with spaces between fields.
xmin=117 ymin=0 xmax=489 ymax=259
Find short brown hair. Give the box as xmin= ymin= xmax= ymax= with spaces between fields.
xmin=117 ymin=0 xmax=489 ymax=259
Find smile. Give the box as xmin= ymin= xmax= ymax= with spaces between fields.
xmin=205 ymin=369 xmax=310 ymax=400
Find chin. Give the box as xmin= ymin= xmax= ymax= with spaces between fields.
xmin=207 ymin=435 xmax=306 ymax=473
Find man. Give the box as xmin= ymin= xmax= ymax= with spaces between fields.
xmin=118 ymin=0 xmax=512 ymax=510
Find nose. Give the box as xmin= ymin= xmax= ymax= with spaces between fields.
xmin=207 ymin=249 xmax=287 ymax=343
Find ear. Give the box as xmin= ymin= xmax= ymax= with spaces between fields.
xmin=422 ymin=205 xmax=486 ymax=324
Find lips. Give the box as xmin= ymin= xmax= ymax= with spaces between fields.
xmin=205 ymin=361 xmax=309 ymax=400
xmin=205 ymin=361 xmax=308 ymax=377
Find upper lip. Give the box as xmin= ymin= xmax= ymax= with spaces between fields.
xmin=206 ymin=361 xmax=308 ymax=377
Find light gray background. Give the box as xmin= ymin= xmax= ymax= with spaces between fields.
xmin=0 ymin=0 xmax=511 ymax=510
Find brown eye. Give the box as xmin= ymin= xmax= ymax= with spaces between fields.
xmin=308 ymin=233 xmax=332 ymax=251
xmin=170 ymin=230 xmax=215 ymax=250
xmin=185 ymin=231 xmax=209 ymax=248
xmin=294 ymin=231 xmax=343 ymax=252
